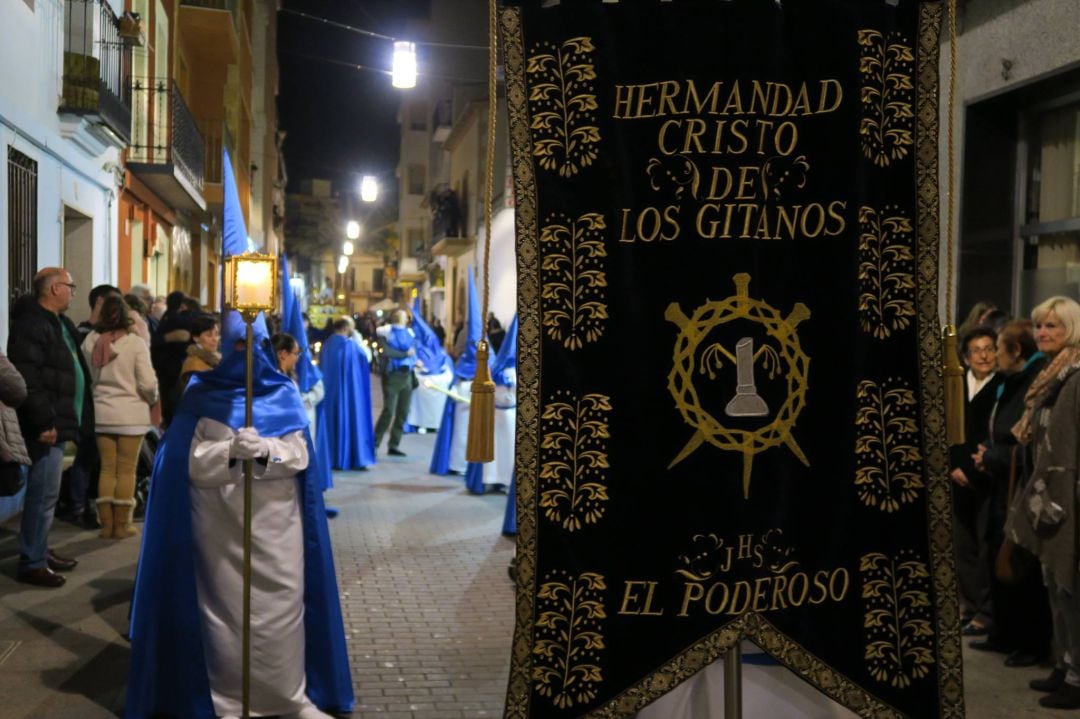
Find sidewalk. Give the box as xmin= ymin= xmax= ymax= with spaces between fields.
xmin=0 ymin=426 xmax=1064 ymax=717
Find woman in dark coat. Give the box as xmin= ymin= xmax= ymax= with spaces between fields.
xmin=970 ymin=320 xmax=1050 ymax=667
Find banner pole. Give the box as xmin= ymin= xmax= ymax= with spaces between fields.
xmin=724 ymin=644 xmax=742 ymax=719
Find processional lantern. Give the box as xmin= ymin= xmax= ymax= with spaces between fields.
xmin=221 ymin=251 xmax=277 ymax=719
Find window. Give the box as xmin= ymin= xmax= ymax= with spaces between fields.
xmin=373 ymin=268 xmax=385 ymax=292
xmin=1019 ymin=99 xmax=1080 ymax=310
xmin=7 ymin=147 xmax=38 ymax=304
xmin=407 ymin=163 xmax=426 ymax=196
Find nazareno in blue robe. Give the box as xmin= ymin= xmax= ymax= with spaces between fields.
xmin=124 ymin=346 xmax=354 ymax=718
xmin=320 ymin=333 xmax=376 ymax=470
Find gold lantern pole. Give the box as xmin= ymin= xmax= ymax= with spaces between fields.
xmin=223 ymin=252 xmax=278 ymax=719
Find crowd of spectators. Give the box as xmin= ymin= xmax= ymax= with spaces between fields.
xmin=952 ymin=297 xmax=1080 ymax=709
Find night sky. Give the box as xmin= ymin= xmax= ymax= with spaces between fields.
xmin=277 ymin=0 xmax=430 ymax=195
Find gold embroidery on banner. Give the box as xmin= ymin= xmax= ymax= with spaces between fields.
xmin=502 ymin=8 xmax=542 ymax=718
xmin=854 ymin=378 xmax=924 ymax=512
xmin=527 ymin=36 xmax=601 ymax=177
xmin=587 ymin=613 xmax=904 ymax=717
xmin=858 ymin=206 xmax=916 ymax=339
xmin=539 ymin=391 xmax=612 ymax=531
xmin=861 ymin=551 xmax=935 ymax=688
xmin=858 ymin=29 xmax=915 ymax=167
xmin=533 ymin=571 xmax=607 ymax=709
xmin=914 ymin=4 xmax=966 ymax=716
xmin=540 ymin=212 xmax=608 ymax=350
xmin=667 ymin=274 xmax=810 ymax=498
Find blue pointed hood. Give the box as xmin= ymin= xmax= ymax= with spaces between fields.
xmin=411 ymin=309 xmax=449 ymax=375
xmin=221 ymin=308 xmax=272 ymax=366
xmin=222 ymin=148 xmax=250 ymax=256
xmin=282 ymin=254 xmax=323 ymax=393
xmin=454 ymin=267 xmax=488 ymax=380
xmin=492 ymin=315 xmax=517 ymax=387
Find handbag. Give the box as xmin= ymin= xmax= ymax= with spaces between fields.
xmin=0 ymin=460 xmax=26 ymax=497
xmin=994 ymin=445 xmax=1038 ymax=584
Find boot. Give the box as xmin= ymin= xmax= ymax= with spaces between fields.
xmin=112 ymin=500 xmax=138 ymax=539
xmin=96 ymin=498 xmax=115 ymax=539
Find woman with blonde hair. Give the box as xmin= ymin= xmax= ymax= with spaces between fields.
xmin=1006 ymin=296 xmax=1080 ymax=708
xmin=82 ymin=296 xmax=159 ymax=539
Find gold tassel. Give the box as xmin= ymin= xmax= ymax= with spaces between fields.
xmin=942 ymin=324 xmax=965 ymax=445
xmin=466 ymin=340 xmax=496 ymax=462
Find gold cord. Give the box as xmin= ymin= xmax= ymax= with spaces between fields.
xmin=464 ymin=0 xmax=500 ymax=464
xmin=481 ymin=0 xmax=498 ymax=340
xmin=945 ymin=0 xmax=957 ymax=325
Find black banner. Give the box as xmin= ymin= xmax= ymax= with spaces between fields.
xmin=503 ymin=1 xmax=962 ymax=717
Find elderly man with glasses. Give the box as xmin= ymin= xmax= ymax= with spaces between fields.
xmin=7 ymin=267 xmax=93 ymax=587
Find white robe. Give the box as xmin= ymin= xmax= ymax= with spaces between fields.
xmin=449 ymin=379 xmax=472 ymax=474
xmin=635 ymin=648 xmax=857 ymax=719
xmin=472 ymin=374 xmax=516 ymax=487
xmin=302 ymin=379 xmax=325 ymax=440
xmin=188 ymin=418 xmax=317 ymax=717
xmin=407 ymin=365 xmax=453 ymax=430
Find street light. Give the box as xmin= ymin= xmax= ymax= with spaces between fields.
xmin=360 ymin=175 xmax=378 ymax=203
xmin=392 ymin=41 xmax=417 ymax=89
xmin=346 ymin=220 xmax=361 ymax=239
xmin=343 ymin=240 xmax=355 ymax=256
xmin=338 ymin=255 xmax=349 ymax=274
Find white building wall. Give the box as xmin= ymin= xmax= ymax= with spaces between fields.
xmin=0 ymin=0 xmax=122 ymax=343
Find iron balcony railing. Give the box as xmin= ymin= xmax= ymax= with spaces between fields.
xmin=60 ymin=0 xmax=132 ymax=144
xmin=129 ymin=78 xmax=206 ymax=195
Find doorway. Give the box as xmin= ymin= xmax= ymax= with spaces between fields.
xmin=62 ymin=206 xmax=93 ymax=326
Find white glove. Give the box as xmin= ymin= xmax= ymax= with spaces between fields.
xmin=229 ymin=426 xmax=269 ymax=460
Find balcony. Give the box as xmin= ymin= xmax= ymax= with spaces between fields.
xmin=178 ymin=0 xmax=238 ymax=64
xmin=429 ymin=186 xmax=471 ymax=256
xmin=127 ymin=79 xmax=206 ymax=212
xmin=59 ymin=0 xmax=132 ymax=150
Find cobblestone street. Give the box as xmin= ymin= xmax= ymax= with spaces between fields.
xmin=0 ymin=428 xmax=1063 ymax=718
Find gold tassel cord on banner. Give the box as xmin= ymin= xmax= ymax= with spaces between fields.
xmin=942 ymin=0 xmax=964 ymax=445
xmin=465 ymin=0 xmax=499 ymax=462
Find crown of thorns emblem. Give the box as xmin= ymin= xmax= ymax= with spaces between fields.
xmin=666 ymin=273 xmax=811 ymax=498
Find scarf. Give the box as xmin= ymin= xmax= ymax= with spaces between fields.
xmin=91 ymin=330 xmax=127 ymax=368
xmin=1011 ymin=346 xmax=1080 ymax=444
xmin=185 ymin=344 xmax=221 ymax=369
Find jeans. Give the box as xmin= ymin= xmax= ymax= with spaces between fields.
xmin=19 ymin=446 xmax=65 ymax=571
xmin=1044 ymin=564 xmax=1080 ymax=687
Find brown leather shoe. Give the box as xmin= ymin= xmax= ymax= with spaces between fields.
xmin=16 ymin=567 xmax=66 ymax=588
xmin=46 ymin=549 xmax=77 ymax=572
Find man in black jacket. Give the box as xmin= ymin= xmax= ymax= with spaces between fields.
xmin=8 ymin=267 xmax=93 ymax=587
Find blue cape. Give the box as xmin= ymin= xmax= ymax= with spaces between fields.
xmin=492 ymin=315 xmax=518 ymax=388
xmin=455 ymin=267 xmax=484 ymax=381
xmin=503 ymin=473 xmax=517 ymax=536
xmin=429 ymin=389 xmax=456 ymax=476
xmin=321 ymin=334 xmax=376 ymax=469
xmin=125 ymin=349 xmax=354 ymax=718
xmin=281 ymin=254 xmax=323 ymax=394
xmin=314 ymin=398 xmax=334 ymax=489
